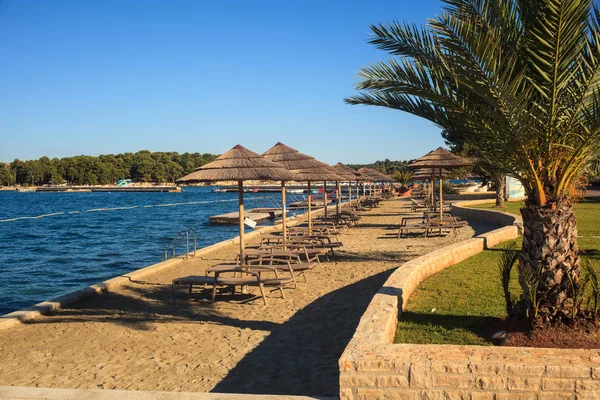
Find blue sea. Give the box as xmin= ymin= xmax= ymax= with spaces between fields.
xmin=0 ymin=187 xmax=304 ymax=315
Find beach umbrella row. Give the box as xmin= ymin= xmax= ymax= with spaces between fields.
xmin=177 ymin=145 xmax=297 ymax=263
xmin=178 ymin=143 xmax=349 ymax=262
xmin=178 ymin=141 xmax=403 ymax=263
xmin=262 ymin=142 xmax=344 ymax=233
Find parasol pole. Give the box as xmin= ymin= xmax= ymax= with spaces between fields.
xmin=324 ymin=181 xmax=328 ymax=218
xmin=431 ymin=173 xmax=436 ymax=212
xmin=336 ymin=180 xmax=341 ymax=214
xmin=238 ymin=180 xmax=245 ymax=263
xmin=281 ymin=180 xmax=287 ymax=243
xmin=439 ymin=167 xmax=443 ymax=235
xmin=238 ymin=180 xmax=248 ymax=293
xmin=308 ymin=181 xmax=312 ymax=233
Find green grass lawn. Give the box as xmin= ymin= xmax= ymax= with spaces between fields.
xmin=394 ymin=200 xmax=600 ymax=345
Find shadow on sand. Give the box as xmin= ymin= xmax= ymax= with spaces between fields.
xmin=25 ymin=285 xmax=281 ymax=332
xmin=211 ymin=269 xmax=396 ymax=397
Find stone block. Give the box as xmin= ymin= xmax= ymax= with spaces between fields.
xmin=470 ymin=362 xmax=501 ymax=375
xmin=357 ymin=388 xmax=384 ymax=400
xmin=442 ymin=389 xmax=471 ymax=400
xmin=538 ymin=393 xmax=572 ymax=400
xmin=376 ymin=376 xmax=410 ymax=388
xmin=432 ymin=374 xmax=474 ymax=389
xmin=356 ymin=360 xmax=398 ymax=373
xmin=576 ymin=379 xmax=600 ymax=395
xmin=410 ymin=363 xmax=431 ymax=388
xmin=506 ymin=377 xmax=541 ymax=391
xmin=504 ymin=364 xmax=545 ymax=377
xmin=385 ymin=390 xmax=420 ymax=400
xmin=547 ymin=366 xmax=591 ymax=379
xmin=470 ymin=393 xmax=495 ymax=400
xmin=496 ymin=393 xmax=536 ymax=400
xmin=475 ymin=376 xmax=507 ymax=390
xmin=419 ymin=390 xmax=445 ymax=400
xmin=431 ymin=361 xmax=469 ymax=374
xmin=542 ymin=378 xmax=575 ymax=391
xmin=340 ymin=375 xmax=378 ymax=387
xmin=340 ymin=387 xmax=354 ymax=400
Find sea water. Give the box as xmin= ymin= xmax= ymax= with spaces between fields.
xmin=0 ymin=187 xmax=303 ymax=315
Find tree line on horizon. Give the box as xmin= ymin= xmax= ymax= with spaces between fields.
xmin=347 ymin=158 xmax=413 ymax=175
xmin=0 ymin=151 xmax=219 ymax=186
xmin=0 ymin=151 xmax=415 ymax=186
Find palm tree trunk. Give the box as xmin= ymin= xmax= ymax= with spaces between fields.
xmin=495 ymin=176 xmax=505 ymax=208
xmin=518 ymin=197 xmax=581 ymax=324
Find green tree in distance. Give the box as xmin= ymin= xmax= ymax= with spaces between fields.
xmin=346 ymin=0 xmax=600 ymax=325
xmin=0 ymin=151 xmax=219 ymax=187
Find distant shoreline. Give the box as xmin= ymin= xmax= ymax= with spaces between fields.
xmin=0 ymin=184 xmax=181 ymax=193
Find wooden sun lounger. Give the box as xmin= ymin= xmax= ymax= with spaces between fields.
xmin=171 ymin=265 xmax=294 ymax=305
xmin=247 ymin=258 xmax=317 ymax=286
xmin=256 ymin=242 xmax=329 ymax=263
xmin=398 ymin=215 xmax=468 ymax=238
xmin=410 ymin=198 xmax=430 ymax=212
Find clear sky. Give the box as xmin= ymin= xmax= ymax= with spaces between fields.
xmin=0 ymin=0 xmax=447 ymax=164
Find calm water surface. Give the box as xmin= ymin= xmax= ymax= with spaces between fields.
xmin=0 ymin=187 xmax=303 ymax=315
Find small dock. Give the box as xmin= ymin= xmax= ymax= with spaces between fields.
xmin=209 ymin=208 xmax=287 ymax=224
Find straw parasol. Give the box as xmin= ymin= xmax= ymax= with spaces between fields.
xmin=333 ymin=162 xmax=368 ymax=207
xmin=178 ymin=144 xmax=297 ymax=263
xmin=408 ymin=147 xmax=471 ymax=229
xmin=413 ymin=168 xmax=451 ymax=205
xmin=263 ymin=143 xmax=344 ymax=232
xmin=358 ymin=167 xmax=387 ymax=196
xmin=332 ymin=163 xmax=360 ymax=211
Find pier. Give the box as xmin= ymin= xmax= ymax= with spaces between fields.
xmin=209 ymin=207 xmax=287 ymax=224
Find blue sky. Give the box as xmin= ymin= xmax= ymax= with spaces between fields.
xmin=0 ymin=0 xmax=447 ymax=164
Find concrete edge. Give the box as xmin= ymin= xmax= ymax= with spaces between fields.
xmin=0 ymin=386 xmax=334 ymax=400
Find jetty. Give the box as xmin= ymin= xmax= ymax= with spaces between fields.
xmin=34 ymin=186 xmax=181 ymax=193
xmin=209 ymin=207 xmax=287 ymax=224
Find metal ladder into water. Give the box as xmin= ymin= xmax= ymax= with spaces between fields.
xmin=163 ymin=228 xmax=197 ymax=261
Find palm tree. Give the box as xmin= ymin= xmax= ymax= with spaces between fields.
xmin=392 ymin=169 xmax=414 ymax=188
xmin=346 ymin=0 xmax=600 ymax=324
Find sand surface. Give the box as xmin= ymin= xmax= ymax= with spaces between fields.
xmin=0 ymin=198 xmax=488 ymax=397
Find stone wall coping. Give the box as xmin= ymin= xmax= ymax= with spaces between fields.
xmin=452 ymin=199 xmax=523 ymax=234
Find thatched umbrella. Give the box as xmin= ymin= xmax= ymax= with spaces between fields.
xmin=331 ymin=163 xmax=360 ymax=212
xmin=333 ymin=162 xmax=367 ymax=206
xmin=178 ymin=144 xmax=297 ymax=263
xmin=358 ymin=167 xmax=387 ymax=197
xmin=413 ymin=168 xmax=451 ymax=207
xmin=262 ymin=143 xmax=343 ymax=232
xmin=262 ymin=142 xmax=328 ymax=241
xmin=408 ymin=147 xmax=471 ymax=228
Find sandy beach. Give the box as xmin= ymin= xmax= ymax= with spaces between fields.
xmin=0 ymin=197 xmax=489 ymax=397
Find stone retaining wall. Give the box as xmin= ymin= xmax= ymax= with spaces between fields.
xmin=339 ymin=202 xmax=600 ymax=399
xmin=451 ymin=199 xmax=523 ymax=235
